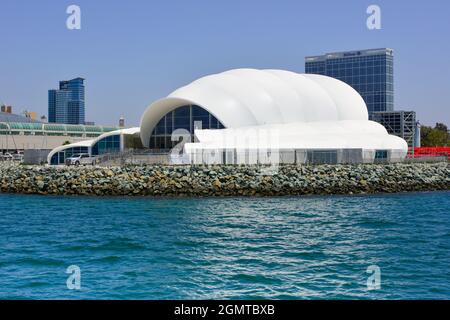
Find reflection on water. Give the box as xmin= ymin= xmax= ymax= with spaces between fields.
xmin=0 ymin=192 xmax=449 ymax=299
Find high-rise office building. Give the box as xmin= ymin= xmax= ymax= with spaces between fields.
xmin=48 ymin=77 xmax=85 ymax=124
xmin=305 ymin=48 xmax=394 ymax=114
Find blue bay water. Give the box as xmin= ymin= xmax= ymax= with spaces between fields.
xmin=0 ymin=191 xmax=449 ymax=299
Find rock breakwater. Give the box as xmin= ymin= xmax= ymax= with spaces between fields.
xmin=0 ymin=162 xmax=448 ymax=197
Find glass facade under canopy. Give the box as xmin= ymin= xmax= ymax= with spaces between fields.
xmin=149 ymin=105 xmax=225 ymax=150
xmin=91 ymin=134 xmax=121 ymax=156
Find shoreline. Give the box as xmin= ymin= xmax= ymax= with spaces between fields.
xmin=0 ymin=162 xmax=449 ymax=197
xmin=1 ymin=189 xmax=448 ymax=200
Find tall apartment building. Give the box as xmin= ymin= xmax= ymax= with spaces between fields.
xmin=48 ymin=77 xmax=85 ymax=124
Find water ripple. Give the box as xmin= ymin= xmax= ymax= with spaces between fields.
xmin=0 ymin=191 xmax=449 ymax=299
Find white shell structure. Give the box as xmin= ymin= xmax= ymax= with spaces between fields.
xmin=140 ymin=68 xmax=408 ymax=162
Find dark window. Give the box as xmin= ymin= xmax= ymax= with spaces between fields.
xmin=375 ymin=150 xmax=388 ymax=159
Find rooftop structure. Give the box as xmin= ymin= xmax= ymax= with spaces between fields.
xmin=0 ymin=110 xmax=41 ymax=123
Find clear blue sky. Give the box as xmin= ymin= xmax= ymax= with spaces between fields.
xmin=0 ymin=0 xmax=449 ymax=126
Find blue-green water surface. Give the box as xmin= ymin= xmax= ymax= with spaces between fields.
xmin=0 ymin=191 xmax=449 ymax=299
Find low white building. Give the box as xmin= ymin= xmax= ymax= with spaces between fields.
xmin=47 ymin=127 xmax=140 ymax=164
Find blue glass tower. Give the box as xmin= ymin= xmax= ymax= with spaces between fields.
xmin=305 ymin=48 xmax=394 ymax=114
xmin=48 ymin=77 xmax=85 ymax=124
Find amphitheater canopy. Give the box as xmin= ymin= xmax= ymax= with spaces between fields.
xmin=140 ymin=68 xmax=408 ymax=163
xmin=140 ymin=69 xmax=371 ymax=147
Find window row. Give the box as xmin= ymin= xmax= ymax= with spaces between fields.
xmin=150 ymin=105 xmax=225 ymax=150
xmin=50 ymin=146 xmax=89 ymax=165
xmin=91 ymin=134 xmax=121 ymax=156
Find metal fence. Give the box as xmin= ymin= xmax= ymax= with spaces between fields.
xmin=23 ymin=149 xmax=51 ymax=165
xmin=91 ymin=148 xmax=432 ymax=166
xmin=187 ymin=149 xmax=404 ymax=165
xmin=96 ymin=150 xmax=170 ymax=166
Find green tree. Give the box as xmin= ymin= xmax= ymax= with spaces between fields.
xmin=421 ymin=123 xmax=450 ymax=147
xmin=62 ymin=140 xmax=71 ymax=146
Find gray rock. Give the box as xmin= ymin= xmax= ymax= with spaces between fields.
xmin=0 ymin=162 xmax=449 ymax=197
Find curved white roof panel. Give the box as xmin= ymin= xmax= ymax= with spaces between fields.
xmin=140 ymin=69 xmax=369 ymax=147
xmin=46 ymin=139 xmax=94 ymax=164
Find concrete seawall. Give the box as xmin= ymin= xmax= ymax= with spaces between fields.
xmin=0 ymin=162 xmax=449 ymax=197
